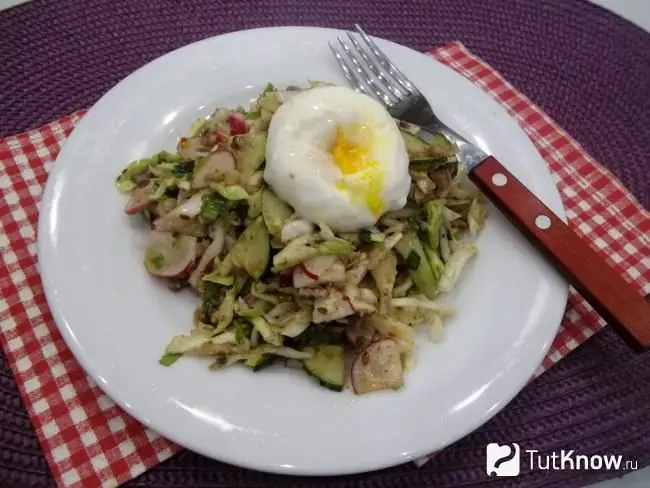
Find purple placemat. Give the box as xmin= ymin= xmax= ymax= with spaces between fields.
xmin=1 ymin=0 xmax=650 ymax=487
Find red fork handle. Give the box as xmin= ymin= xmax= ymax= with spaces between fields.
xmin=469 ymin=156 xmax=650 ymax=351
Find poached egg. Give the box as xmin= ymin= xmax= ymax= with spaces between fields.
xmin=263 ymin=86 xmax=410 ymax=232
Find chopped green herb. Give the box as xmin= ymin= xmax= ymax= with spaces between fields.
xmin=200 ymin=192 xmax=228 ymax=222
xmin=164 ymin=186 xmax=179 ymax=198
xmin=150 ymin=254 xmax=165 ymax=270
xmin=406 ymin=250 xmax=421 ymax=270
xmin=159 ymin=353 xmax=182 ymax=367
xmin=359 ymin=229 xmax=373 ymax=244
xmin=172 ymin=160 xmax=195 ymax=177
xmin=235 ymin=321 xmax=251 ymax=345
xmin=201 ymin=281 xmax=221 ymax=322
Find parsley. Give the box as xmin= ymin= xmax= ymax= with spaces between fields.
xmin=235 ymin=321 xmax=251 ymax=345
xmin=201 ymin=282 xmax=221 ymax=322
xmin=406 ymin=250 xmax=421 ymax=270
xmin=172 ymin=160 xmax=195 ymax=178
xmin=164 ymin=186 xmax=179 ymax=198
xmin=359 ymin=229 xmax=373 ymax=244
xmin=150 ymin=254 xmax=165 ymax=270
xmin=200 ymin=192 xmax=228 ymax=222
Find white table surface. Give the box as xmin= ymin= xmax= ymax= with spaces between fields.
xmin=1 ymin=0 xmax=647 ymax=486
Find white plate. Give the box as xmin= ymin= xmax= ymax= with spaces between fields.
xmin=38 ymin=27 xmax=568 ymax=475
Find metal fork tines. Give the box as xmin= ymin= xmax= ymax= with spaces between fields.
xmin=328 ymin=25 xmax=417 ymax=108
xmin=329 ymin=25 xmax=487 ymax=168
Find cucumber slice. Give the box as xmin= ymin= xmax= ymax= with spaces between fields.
xmin=401 ymin=130 xmax=429 ymax=156
xmin=262 ymin=188 xmax=293 ymax=237
xmin=303 ymin=345 xmax=345 ymax=392
xmin=400 ymin=130 xmax=455 ymax=163
xmin=233 ymin=132 xmax=267 ymax=182
xmin=245 ymin=353 xmax=276 ymax=372
xmin=228 ymin=216 xmax=270 ymax=280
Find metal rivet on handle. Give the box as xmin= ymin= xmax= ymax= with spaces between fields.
xmin=535 ymin=215 xmax=551 ymax=230
xmin=491 ymin=173 xmax=508 ymax=186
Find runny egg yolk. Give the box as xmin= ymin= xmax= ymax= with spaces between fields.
xmin=331 ymin=124 xmax=385 ymax=217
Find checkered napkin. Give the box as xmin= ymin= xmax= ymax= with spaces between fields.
xmin=1 ymin=42 xmax=649 ymax=488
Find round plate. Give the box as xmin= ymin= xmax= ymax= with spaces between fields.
xmin=38 ymin=27 xmax=568 ymax=475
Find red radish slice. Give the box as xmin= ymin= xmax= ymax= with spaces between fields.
xmin=293 ymin=256 xmax=345 ymax=288
xmin=351 ymin=339 xmax=404 ymax=395
xmin=303 ymin=255 xmax=337 ymax=277
xmin=144 ymin=231 xmax=197 ymax=278
xmin=192 ymin=150 xmax=236 ymax=188
xmin=293 ymin=266 xmax=317 ymax=288
xmin=227 ymin=113 xmax=248 ymax=135
xmin=215 ymin=132 xmax=230 ymax=145
xmin=345 ymin=296 xmax=357 ymax=314
xmin=345 ymin=319 xmax=376 ymax=348
xmin=124 ymin=183 xmax=154 ymax=215
xmin=300 ymin=263 xmax=319 ymax=280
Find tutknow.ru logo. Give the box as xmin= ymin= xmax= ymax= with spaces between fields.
xmin=486 ymin=443 xmax=638 ymax=477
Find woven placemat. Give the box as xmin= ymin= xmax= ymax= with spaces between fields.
xmin=1 ymin=0 xmax=650 ymax=487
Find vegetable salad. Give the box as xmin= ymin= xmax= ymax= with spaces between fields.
xmin=116 ymin=83 xmax=487 ymax=394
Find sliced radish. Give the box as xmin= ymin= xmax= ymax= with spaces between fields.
xmin=144 ymin=231 xmax=197 ymax=278
xmin=300 ymin=263 xmax=319 ymax=280
xmin=192 ymin=150 xmax=236 ymax=188
xmin=293 ymin=256 xmax=345 ymax=288
xmin=345 ymin=319 xmax=376 ymax=348
xmin=345 ymin=296 xmax=357 ymax=314
xmin=177 ymin=136 xmax=210 ymax=160
xmin=305 ymin=255 xmax=337 ymax=277
xmin=227 ymin=113 xmax=248 ymax=135
xmin=351 ymin=339 xmax=404 ymax=395
xmin=215 ymin=132 xmax=230 ymax=145
xmin=205 ymin=108 xmax=231 ymax=127
xmin=124 ymin=183 xmax=154 ymax=215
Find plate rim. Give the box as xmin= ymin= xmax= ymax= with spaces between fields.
xmin=37 ymin=25 xmax=569 ymax=475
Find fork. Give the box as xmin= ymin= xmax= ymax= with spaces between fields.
xmin=330 ymin=25 xmax=650 ymax=351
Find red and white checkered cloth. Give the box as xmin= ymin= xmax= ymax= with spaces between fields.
xmin=1 ymin=42 xmax=648 ymax=488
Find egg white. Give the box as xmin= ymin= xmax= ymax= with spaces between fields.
xmin=263 ymin=86 xmax=411 ymax=232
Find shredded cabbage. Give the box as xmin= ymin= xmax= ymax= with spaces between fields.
xmin=117 ymin=82 xmax=488 ymax=394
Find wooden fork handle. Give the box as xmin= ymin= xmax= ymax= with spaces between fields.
xmin=469 ymin=156 xmax=650 ymax=351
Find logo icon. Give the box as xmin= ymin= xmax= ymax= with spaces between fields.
xmin=486 ymin=443 xmax=520 ymax=476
